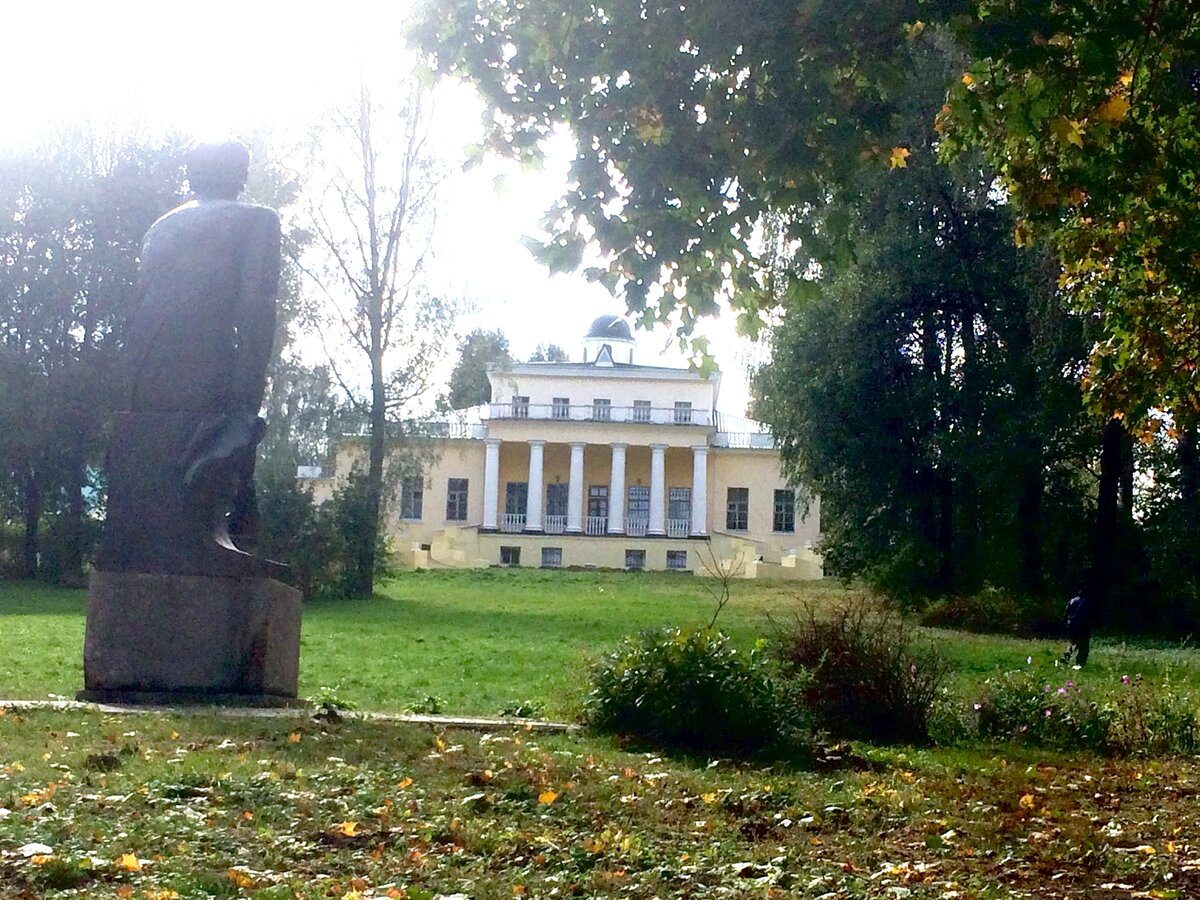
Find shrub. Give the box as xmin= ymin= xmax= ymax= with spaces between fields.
xmin=584 ymin=627 xmax=794 ymax=756
xmin=973 ymin=667 xmax=1200 ymax=755
xmin=771 ymin=598 xmax=951 ymax=744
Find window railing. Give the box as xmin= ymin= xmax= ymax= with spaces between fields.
xmin=585 ymin=516 xmax=608 ymax=535
xmin=544 ymin=515 xmax=567 ymax=534
xmin=666 ymin=518 xmax=690 ymax=538
xmin=489 ymin=403 xmax=712 ymax=425
xmin=626 ymin=517 xmax=649 ymax=537
xmin=501 ymin=513 xmax=526 ymax=533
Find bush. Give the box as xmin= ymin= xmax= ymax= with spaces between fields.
xmin=771 ymin=598 xmax=951 ymax=744
xmin=920 ymin=586 xmax=1060 ymax=637
xmin=584 ymin=627 xmax=796 ymax=756
xmin=973 ymin=666 xmax=1200 ymax=755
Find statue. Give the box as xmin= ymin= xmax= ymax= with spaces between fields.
xmin=82 ymin=141 xmax=301 ymax=705
xmin=97 ymin=141 xmax=281 ymax=577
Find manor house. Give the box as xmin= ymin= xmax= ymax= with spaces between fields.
xmin=300 ymin=315 xmax=821 ymax=578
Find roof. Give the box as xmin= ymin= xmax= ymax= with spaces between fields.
xmin=585 ymin=314 xmax=634 ymax=341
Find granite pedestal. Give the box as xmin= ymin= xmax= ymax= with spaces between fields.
xmin=78 ymin=571 xmax=302 ymax=706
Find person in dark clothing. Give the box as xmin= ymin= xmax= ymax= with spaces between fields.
xmin=1062 ymin=593 xmax=1096 ymax=666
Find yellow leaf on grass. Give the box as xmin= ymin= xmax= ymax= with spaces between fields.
xmin=289 ymin=732 xmax=302 ymax=743
xmin=888 ymin=146 xmax=911 ymax=168
xmin=1018 ymin=793 xmax=1036 ymax=810
xmin=228 ymin=868 xmax=256 ymax=888
xmin=340 ymin=821 xmax=359 ymax=837
xmin=117 ymin=853 xmax=142 ymax=871
xmin=1135 ymin=844 xmax=1156 ymax=854
xmin=397 ymin=777 xmax=414 ymax=789
xmin=961 ymin=72 xmax=974 ymax=86
xmin=701 ymin=792 xmax=717 ymax=803
xmin=30 ymin=855 xmax=54 ymax=865
xmin=513 ymin=886 xmax=528 ymax=896
xmin=538 ymin=790 xmax=558 ymax=805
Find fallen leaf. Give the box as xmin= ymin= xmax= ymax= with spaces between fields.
xmin=117 ymin=853 xmax=142 ymax=871
xmin=1019 ymin=793 xmax=1036 ymax=810
xmin=889 ymin=147 xmax=911 ymax=168
xmin=289 ymin=732 xmax=302 ymax=743
xmin=538 ymin=790 xmax=558 ymax=805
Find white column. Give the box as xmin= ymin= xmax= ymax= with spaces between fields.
xmin=483 ymin=438 xmax=501 ymax=530
xmin=526 ymin=440 xmax=545 ymax=531
xmin=649 ymin=443 xmax=667 ymax=535
xmin=567 ymin=442 xmax=585 ymax=533
xmin=608 ymin=443 xmax=627 ymax=534
xmin=690 ymin=445 xmax=709 ymax=536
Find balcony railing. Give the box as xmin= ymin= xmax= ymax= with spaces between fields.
xmin=490 ymin=402 xmax=712 ymax=426
xmin=585 ymin=516 xmax=608 ymax=536
xmin=712 ymin=431 xmax=775 ymax=449
xmin=544 ymin=515 xmax=567 ymax=534
xmin=626 ymin=517 xmax=649 ymax=537
xmin=501 ymin=513 xmax=525 ymax=533
xmin=666 ymin=518 xmax=690 ymax=538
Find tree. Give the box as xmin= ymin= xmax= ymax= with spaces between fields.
xmin=415 ymin=0 xmax=1197 ymax=425
xmin=755 ymin=44 xmax=1096 ymax=600
xmin=529 ymin=343 xmax=569 ymax=363
xmin=446 ymin=327 xmax=511 ymax=409
xmin=0 ymin=130 xmax=185 ymax=581
xmin=940 ymin=0 xmax=1200 ymax=427
xmin=295 ymin=81 xmax=457 ymax=598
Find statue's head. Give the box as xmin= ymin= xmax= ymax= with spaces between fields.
xmin=185 ymin=141 xmax=251 ymax=201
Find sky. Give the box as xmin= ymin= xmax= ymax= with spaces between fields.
xmin=1 ymin=1 xmax=762 ymax=414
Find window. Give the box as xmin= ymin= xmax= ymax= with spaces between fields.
xmin=666 ymin=550 xmax=688 ymax=570
xmin=400 ymin=476 xmax=423 ymax=520
xmin=673 ymin=401 xmax=693 ymax=424
xmin=505 ymin=481 xmax=528 ymax=515
xmin=627 ymin=485 xmax=650 ymax=522
xmin=668 ymin=487 xmax=691 ymax=522
xmin=546 ymin=482 xmax=569 ymax=518
xmin=773 ymin=489 xmax=796 ymax=533
xmin=541 ymin=547 xmax=563 ymax=568
xmin=445 ymin=478 xmax=469 ymax=521
xmin=588 ymin=485 xmax=609 ymax=518
xmin=625 ymin=549 xmax=646 ymax=570
xmin=592 ymin=398 xmax=611 ymax=421
xmin=500 ymin=546 xmax=521 ymax=567
xmin=511 ymin=395 xmax=530 ymax=418
xmin=726 ymin=487 xmax=749 ymax=530
xmin=632 ymin=400 xmax=652 ymax=422
xmin=552 ymin=397 xmax=570 ymax=419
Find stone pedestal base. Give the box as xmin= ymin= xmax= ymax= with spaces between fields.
xmin=78 ymin=571 xmax=302 ymax=705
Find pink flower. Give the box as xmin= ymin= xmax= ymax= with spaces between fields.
xmin=1121 ymin=675 xmax=1130 ymax=685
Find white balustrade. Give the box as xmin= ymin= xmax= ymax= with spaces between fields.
xmin=545 ymin=515 xmax=567 ymax=534
xmin=501 ymin=513 xmax=526 ymax=533
xmin=585 ymin=516 xmax=608 ymax=536
xmin=666 ymin=518 xmax=689 ymax=538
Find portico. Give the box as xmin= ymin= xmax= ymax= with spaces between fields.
xmin=481 ymin=436 xmax=710 ymax=538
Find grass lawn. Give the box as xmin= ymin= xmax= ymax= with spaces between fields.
xmin=1 ymin=569 xmax=1198 ymax=718
xmin=1 ymin=708 xmax=1199 ymax=898
xmin=2 ymin=571 xmax=1200 ymax=896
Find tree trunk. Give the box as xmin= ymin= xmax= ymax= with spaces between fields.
xmin=1017 ymin=463 xmax=1044 ymax=594
xmin=1092 ymin=417 xmax=1124 ymax=614
xmin=348 ymin=311 xmax=388 ymax=600
xmin=21 ymin=466 xmax=41 ymax=580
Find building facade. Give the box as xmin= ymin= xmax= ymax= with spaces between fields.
xmin=302 ymin=315 xmax=821 ymax=578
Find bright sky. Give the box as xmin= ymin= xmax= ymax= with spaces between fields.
xmin=1 ymin=1 xmax=760 ymax=414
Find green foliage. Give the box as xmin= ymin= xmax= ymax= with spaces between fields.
xmin=974 ymin=667 xmax=1200 ymax=756
xmin=255 ymin=468 xmax=394 ymax=600
xmin=406 ymin=694 xmax=448 ymax=715
xmin=754 ymin=46 xmax=1095 ymax=601
xmin=498 ymin=698 xmax=547 ymax=719
xmin=446 ymin=328 xmax=511 ymax=409
xmin=584 ymin=627 xmax=792 ymax=756
xmin=771 ymin=600 xmax=951 ymax=744
xmin=942 ymin=0 xmax=1200 ymax=425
